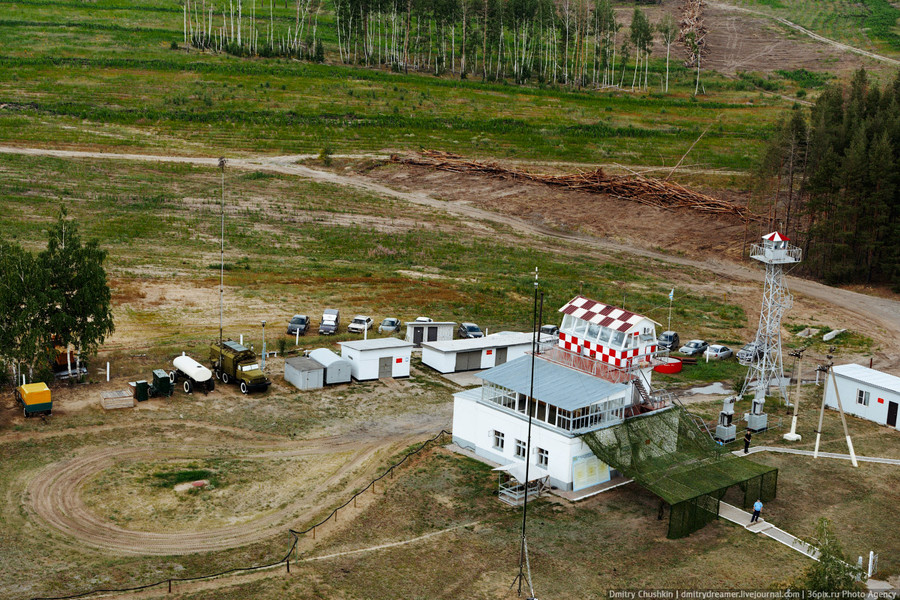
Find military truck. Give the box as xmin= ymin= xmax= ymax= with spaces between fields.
xmin=210 ymin=340 xmax=271 ymax=394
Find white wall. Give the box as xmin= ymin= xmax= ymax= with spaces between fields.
xmin=452 ymin=390 xmax=610 ymax=491
xmin=825 ymin=375 xmax=900 ymax=430
xmin=422 ymin=347 xmax=455 ymax=373
xmin=342 ymin=346 xmax=412 ymax=380
xmin=423 ymin=341 xmax=534 ymax=374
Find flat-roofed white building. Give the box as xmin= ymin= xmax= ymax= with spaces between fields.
xmin=422 ymin=332 xmax=555 ymax=374
xmin=339 ymin=338 xmax=414 ymax=381
xmin=824 ymin=364 xmax=900 ymax=430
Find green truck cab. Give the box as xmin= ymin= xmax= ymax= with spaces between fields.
xmin=209 ymin=340 xmax=271 ymax=394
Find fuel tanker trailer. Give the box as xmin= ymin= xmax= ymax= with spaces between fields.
xmin=169 ymin=354 xmax=216 ymax=394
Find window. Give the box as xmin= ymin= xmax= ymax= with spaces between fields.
xmin=515 ymin=439 xmax=527 ymax=459
xmin=537 ymin=448 xmax=549 ymax=468
xmin=587 ymin=323 xmax=600 ymax=341
xmin=493 ymin=431 xmax=505 ymax=450
xmin=857 ymin=389 xmax=870 ymax=406
xmin=573 ymin=319 xmax=588 ymax=337
xmin=598 ymin=327 xmax=611 ymax=343
xmin=611 ymin=330 xmax=626 ymax=347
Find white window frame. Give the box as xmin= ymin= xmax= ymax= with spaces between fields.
xmin=537 ymin=448 xmax=549 ymax=468
xmin=493 ymin=430 xmax=505 ymax=450
xmin=514 ymin=439 xmax=527 ymax=459
xmin=857 ymin=389 xmax=870 ymax=406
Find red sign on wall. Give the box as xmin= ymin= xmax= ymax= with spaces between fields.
xmin=486 ymin=350 xmax=493 ymax=355
xmin=878 ymin=397 xmax=885 ymax=404
xmin=396 ymin=358 xmax=403 ymax=364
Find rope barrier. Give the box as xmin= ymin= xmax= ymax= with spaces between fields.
xmin=29 ymin=429 xmax=452 ymax=600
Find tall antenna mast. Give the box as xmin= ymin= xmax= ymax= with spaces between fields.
xmin=218 ymin=157 xmax=226 ymax=357
xmin=514 ymin=267 xmax=540 ymax=599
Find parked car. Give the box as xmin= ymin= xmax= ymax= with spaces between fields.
xmin=540 ymin=324 xmax=559 ymax=337
xmin=737 ymin=341 xmax=764 ymax=364
xmin=319 ymin=308 xmax=340 ymax=335
xmin=458 ymin=322 xmax=484 ymax=339
xmin=704 ymin=344 xmax=733 ymax=360
xmin=679 ymin=340 xmax=709 ymax=356
xmin=286 ymin=314 xmax=309 ymax=336
xmin=657 ymin=331 xmax=680 ymax=351
xmin=378 ymin=317 xmax=402 ymax=334
xmin=414 ymin=316 xmax=433 ymax=323
xmin=348 ymin=315 xmax=374 ymax=333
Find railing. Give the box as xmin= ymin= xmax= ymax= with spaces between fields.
xmin=750 ymin=243 xmax=802 ymax=264
xmin=535 ymin=346 xmax=642 ymax=384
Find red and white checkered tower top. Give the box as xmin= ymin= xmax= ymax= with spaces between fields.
xmin=752 ymin=231 xmax=801 ymax=265
xmin=556 ymin=296 xmax=659 ymax=370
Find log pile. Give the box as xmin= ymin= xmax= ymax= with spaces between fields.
xmin=391 ymin=150 xmax=759 ymax=222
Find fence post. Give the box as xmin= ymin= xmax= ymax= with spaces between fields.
xmin=168 ymin=579 xmax=172 ymax=593
xmin=390 ymin=466 xmax=394 ymax=479
xmin=286 ymin=557 xmax=290 ymax=573
xmin=312 ymin=526 xmax=316 ymax=540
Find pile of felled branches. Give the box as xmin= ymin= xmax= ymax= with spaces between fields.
xmin=390 ymin=150 xmax=759 ymax=222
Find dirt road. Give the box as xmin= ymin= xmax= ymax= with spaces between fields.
xmin=3 ymin=145 xmax=896 ymax=369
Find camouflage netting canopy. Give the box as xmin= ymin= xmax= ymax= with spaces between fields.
xmin=581 ymin=406 xmax=777 ymax=538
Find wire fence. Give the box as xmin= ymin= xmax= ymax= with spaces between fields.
xmin=30 ymin=429 xmax=452 ymax=600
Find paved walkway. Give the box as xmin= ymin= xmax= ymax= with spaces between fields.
xmin=734 ymin=446 xmax=900 ymax=466
xmin=718 ymin=501 xmax=819 ymax=559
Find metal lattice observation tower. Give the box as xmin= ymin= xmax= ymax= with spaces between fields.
xmin=742 ymin=231 xmax=802 ymax=432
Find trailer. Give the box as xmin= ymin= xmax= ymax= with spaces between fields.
xmin=169 ymin=355 xmax=215 ymax=394
xmin=15 ymin=382 xmax=52 ymax=417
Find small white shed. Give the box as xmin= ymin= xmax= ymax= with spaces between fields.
xmin=824 ymin=364 xmax=900 ymax=430
xmin=405 ymin=321 xmax=456 ymax=347
xmin=339 ymin=338 xmax=414 ymax=381
xmin=284 ymin=356 xmax=325 ymax=391
xmin=422 ymin=332 xmax=553 ymax=374
xmin=308 ymin=348 xmax=352 ymax=385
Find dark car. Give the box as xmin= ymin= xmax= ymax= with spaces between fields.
xmin=458 ymin=322 xmax=484 ymax=339
xmin=287 ymin=314 xmax=309 ymax=336
xmin=658 ymin=331 xmax=680 ymax=351
xmin=679 ymin=339 xmax=709 ymax=356
xmin=737 ymin=341 xmax=764 ymax=364
xmin=540 ymin=324 xmax=559 ymax=337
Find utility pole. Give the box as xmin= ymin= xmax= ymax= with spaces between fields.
xmin=783 ymin=347 xmax=805 ymax=441
xmin=218 ymin=157 xmax=226 ymax=373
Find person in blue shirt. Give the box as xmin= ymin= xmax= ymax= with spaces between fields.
xmin=750 ymin=499 xmax=763 ymax=523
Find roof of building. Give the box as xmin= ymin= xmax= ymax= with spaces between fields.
xmin=558 ymin=295 xmax=658 ymax=332
xmin=422 ymin=332 xmax=555 ymax=353
xmin=478 ymin=355 xmax=627 ymax=411
xmin=405 ymin=321 xmax=457 ymax=327
xmin=833 ymin=364 xmax=900 ymax=393
xmin=284 ymin=356 xmax=324 ymax=372
xmin=308 ymin=348 xmax=348 ymax=367
xmin=340 ymin=337 xmax=415 ymax=351
xmin=763 ymin=231 xmax=789 ymax=242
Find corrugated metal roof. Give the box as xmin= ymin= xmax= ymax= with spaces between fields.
xmin=833 ymin=364 xmax=900 ymax=393
xmin=339 ymin=338 xmax=414 ymax=351
xmin=285 ymin=356 xmax=324 ymax=372
xmin=308 ymin=348 xmax=348 ymax=367
xmin=479 ymin=355 xmax=627 ymax=411
xmin=423 ymin=332 xmax=554 ymax=353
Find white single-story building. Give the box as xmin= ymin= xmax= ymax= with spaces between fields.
xmin=284 ymin=356 xmax=324 ymax=391
xmin=824 ymin=364 xmax=900 ymax=430
xmin=339 ymin=338 xmax=414 ymax=381
xmin=405 ymin=321 xmax=456 ymax=347
xmin=422 ymin=332 xmax=556 ymax=374
xmin=453 ymin=354 xmax=635 ymax=491
xmin=308 ymin=348 xmax=352 ymax=385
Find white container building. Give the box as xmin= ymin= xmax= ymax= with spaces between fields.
xmin=339 ymin=338 xmax=414 ymax=381
xmin=284 ymin=356 xmax=325 ymax=391
xmin=405 ymin=321 xmax=456 ymax=347
xmin=824 ymin=364 xmax=900 ymax=430
xmin=308 ymin=348 xmax=352 ymax=385
xmin=422 ymin=332 xmax=556 ymax=374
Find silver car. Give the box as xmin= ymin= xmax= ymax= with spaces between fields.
xmin=704 ymin=344 xmax=733 ymax=360
xmin=379 ymin=317 xmax=402 ymax=334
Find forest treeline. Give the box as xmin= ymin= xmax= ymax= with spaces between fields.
xmin=183 ymin=0 xmax=693 ymax=91
xmin=761 ymin=69 xmax=900 ymax=289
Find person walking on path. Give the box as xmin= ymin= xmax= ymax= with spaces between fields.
xmin=744 ymin=430 xmax=752 ymax=454
xmin=750 ymin=499 xmax=763 ymax=523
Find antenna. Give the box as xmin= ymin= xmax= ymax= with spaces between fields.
xmin=218 ymin=157 xmax=226 ymax=366
xmin=783 ymin=347 xmax=806 ymax=441
xmin=513 ymin=268 xmax=540 ymax=599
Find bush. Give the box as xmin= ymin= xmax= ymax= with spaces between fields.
xmin=318 ymin=146 xmax=333 ymax=166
